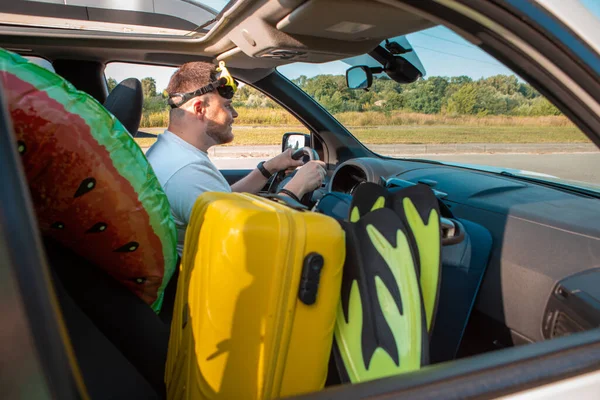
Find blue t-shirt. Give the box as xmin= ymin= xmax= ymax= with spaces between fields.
xmin=146 ymin=130 xmax=231 ymax=255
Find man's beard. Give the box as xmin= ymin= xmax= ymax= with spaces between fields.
xmin=206 ymin=119 xmax=234 ymax=145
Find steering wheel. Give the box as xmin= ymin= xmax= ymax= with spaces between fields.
xmin=266 ymin=146 xmax=320 ymax=205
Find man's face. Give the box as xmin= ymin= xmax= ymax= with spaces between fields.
xmin=204 ymin=93 xmax=238 ymax=145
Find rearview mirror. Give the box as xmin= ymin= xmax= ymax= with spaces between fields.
xmin=344 ymin=36 xmax=425 ymax=89
xmin=346 ymin=66 xmax=372 ymax=90
xmin=282 ymin=132 xmax=311 ymax=153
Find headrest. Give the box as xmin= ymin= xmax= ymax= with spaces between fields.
xmin=104 ymin=77 xmax=143 ymax=136
xmin=0 ymin=49 xmax=177 ymax=312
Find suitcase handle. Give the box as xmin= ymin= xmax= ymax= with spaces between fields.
xmin=260 ymin=193 xmax=309 ymax=211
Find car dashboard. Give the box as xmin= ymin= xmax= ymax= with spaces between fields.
xmin=322 ymin=157 xmax=600 ymax=359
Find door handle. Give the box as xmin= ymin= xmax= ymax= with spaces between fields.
xmin=441 ymin=217 xmax=465 ymax=246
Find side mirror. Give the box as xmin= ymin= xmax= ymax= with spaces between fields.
xmin=282 ymin=132 xmax=311 ymax=153
xmin=346 ymin=66 xmax=373 ymax=90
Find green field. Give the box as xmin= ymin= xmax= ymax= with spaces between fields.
xmin=135 ymin=124 xmax=587 ymax=148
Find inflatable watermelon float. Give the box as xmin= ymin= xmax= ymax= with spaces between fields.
xmin=0 ymin=48 xmax=177 ymax=312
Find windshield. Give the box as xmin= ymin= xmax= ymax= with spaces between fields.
xmin=0 ymin=0 xmax=235 ymax=37
xmin=278 ymin=26 xmax=600 ymax=193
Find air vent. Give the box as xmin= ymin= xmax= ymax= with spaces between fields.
xmin=552 ymin=311 xmax=585 ymax=338
xmin=542 ymin=270 xmax=600 ymax=341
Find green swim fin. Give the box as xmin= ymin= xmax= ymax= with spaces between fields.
xmin=388 ymin=185 xmax=441 ymax=333
xmin=334 ymin=208 xmax=428 ymax=383
xmin=348 ymin=182 xmax=442 ymax=333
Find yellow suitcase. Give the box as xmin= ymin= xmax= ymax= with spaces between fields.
xmin=165 ymin=192 xmax=345 ymax=400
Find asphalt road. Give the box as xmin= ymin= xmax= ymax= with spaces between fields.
xmin=213 ymin=152 xmax=600 ymax=185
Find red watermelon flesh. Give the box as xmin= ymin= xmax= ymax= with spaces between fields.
xmin=6 ymin=73 xmax=164 ymax=305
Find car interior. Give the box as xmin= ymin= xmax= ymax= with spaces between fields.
xmin=1 ymin=0 xmax=599 ymax=399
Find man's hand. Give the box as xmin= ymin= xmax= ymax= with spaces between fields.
xmin=283 ymin=160 xmax=327 ymax=199
xmin=264 ymin=148 xmax=304 ymax=173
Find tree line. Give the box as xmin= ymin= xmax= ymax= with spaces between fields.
xmin=108 ymin=73 xmax=561 ymax=118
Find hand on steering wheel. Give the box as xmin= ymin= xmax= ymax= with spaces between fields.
xmin=267 ymin=147 xmax=323 ymax=205
xmin=291 ymin=146 xmax=319 ymax=164
xmin=283 ymin=159 xmax=326 ymax=202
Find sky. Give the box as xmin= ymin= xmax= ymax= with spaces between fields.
xmin=105 ymin=1 xmax=600 ymax=92
xmin=199 ymin=0 xmax=231 ymax=13
xmin=581 ymin=0 xmax=600 ymax=18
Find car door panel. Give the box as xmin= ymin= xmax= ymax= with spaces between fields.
xmin=395 ymin=166 xmax=600 ymax=348
xmin=430 ymin=217 xmax=493 ymax=363
xmin=220 ymin=169 xmax=252 ymax=186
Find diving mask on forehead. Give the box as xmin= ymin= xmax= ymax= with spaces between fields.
xmin=168 ymin=61 xmax=238 ymax=109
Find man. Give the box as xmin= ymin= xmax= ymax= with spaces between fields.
xmin=146 ymin=61 xmax=326 ymax=255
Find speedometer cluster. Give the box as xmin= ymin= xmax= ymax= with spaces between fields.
xmin=329 ymin=164 xmax=367 ymax=194
xmin=327 ymin=157 xmax=413 ymax=194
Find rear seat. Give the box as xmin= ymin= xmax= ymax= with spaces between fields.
xmin=45 ymin=237 xmax=171 ymax=398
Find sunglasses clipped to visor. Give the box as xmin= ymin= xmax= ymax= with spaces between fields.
xmin=168 ymin=61 xmax=238 ymax=109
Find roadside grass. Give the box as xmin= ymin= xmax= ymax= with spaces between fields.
xmin=349 ymin=125 xmax=586 ymax=144
xmin=134 ymin=124 xmax=587 ymax=148
xmin=141 ymin=108 xmax=574 ymax=128
xmin=334 ymin=111 xmax=572 ymax=127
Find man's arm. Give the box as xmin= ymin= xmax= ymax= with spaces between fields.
xmin=230 ymin=160 xmax=274 ymax=194
xmin=232 ymin=158 xmax=327 ymax=203
xmin=231 ymin=149 xmax=303 ymax=194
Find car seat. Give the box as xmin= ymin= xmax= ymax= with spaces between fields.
xmin=101 ymin=77 xmax=180 ymax=324
xmin=47 ymin=237 xmax=168 ymax=399
xmin=104 ymin=77 xmax=144 ymax=136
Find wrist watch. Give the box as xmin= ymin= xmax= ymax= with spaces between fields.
xmin=257 ymin=161 xmax=273 ymax=179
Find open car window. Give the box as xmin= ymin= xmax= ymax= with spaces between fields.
xmin=25 ymin=56 xmax=54 ymax=72
xmin=105 ymin=61 xmax=309 ymax=168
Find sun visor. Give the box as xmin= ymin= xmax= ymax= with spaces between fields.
xmin=276 ymin=0 xmax=435 ymax=41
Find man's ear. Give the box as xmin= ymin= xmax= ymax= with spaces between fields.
xmin=191 ymin=98 xmax=206 ymax=120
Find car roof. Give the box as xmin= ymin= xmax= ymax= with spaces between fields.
xmin=0 ymin=0 xmax=435 ymax=79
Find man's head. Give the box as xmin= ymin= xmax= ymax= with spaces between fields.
xmin=166 ymin=61 xmax=238 ymax=150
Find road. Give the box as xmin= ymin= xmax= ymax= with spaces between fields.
xmin=213 ymin=152 xmax=600 ymax=185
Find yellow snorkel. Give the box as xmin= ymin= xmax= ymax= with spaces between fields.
xmin=217 ymin=61 xmax=238 ymax=92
